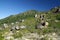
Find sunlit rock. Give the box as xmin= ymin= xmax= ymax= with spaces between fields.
xmin=11 ymin=23 xmax=14 ymax=25
xmin=59 ymin=8 xmax=60 ymax=11
xmin=22 ymin=19 xmax=24 ymax=22
xmin=15 ymin=22 xmax=19 ymax=24
xmin=55 ymin=20 xmax=59 ymax=22
xmin=3 ymin=23 xmax=8 ymax=28
xmin=15 ymin=25 xmax=20 ymax=30
xmin=12 ymin=26 xmax=15 ymax=30
xmin=10 ymin=26 xmax=15 ymax=31
xmin=35 ymin=14 xmax=38 ymax=18
xmin=4 ymin=36 xmax=14 ymax=40
xmin=37 ymin=24 xmax=45 ymax=29
xmin=45 ymin=22 xmax=49 ymax=26
xmin=16 ymin=31 xmax=19 ymax=33
xmin=20 ymin=25 xmax=26 ymax=29
xmin=52 ymin=32 xmax=56 ymax=36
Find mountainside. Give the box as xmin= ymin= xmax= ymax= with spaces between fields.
xmin=0 ymin=7 xmax=60 ymax=40
xmin=0 ymin=10 xmax=39 ymax=24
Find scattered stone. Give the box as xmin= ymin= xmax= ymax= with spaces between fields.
xmin=11 ymin=26 xmax=16 ymax=30
xmin=3 ymin=23 xmax=8 ymax=28
xmin=22 ymin=19 xmax=24 ymax=22
xmin=11 ymin=25 xmax=20 ymax=31
xmin=59 ymin=8 xmax=60 ymax=12
xmin=16 ymin=31 xmax=19 ymax=33
xmin=15 ymin=25 xmax=20 ymax=30
xmin=4 ymin=36 xmax=14 ymax=40
xmin=52 ymin=32 xmax=56 ymax=36
xmin=55 ymin=20 xmax=59 ymax=22
xmin=35 ymin=14 xmax=38 ymax=18
xmin=11 ymin=23 xmax=14 ymax=25
xmin=20 ymin=25 xmax=26 ymax=29
xmin=45 ymin=22 xmax=49 ymax=26
xmin=3 ymin=31 xmax=14 ymax=40
xmin=36 ymin=23 xmax=43 ymax=29
xmin=15 ymin=22 xmax=19 ymax=24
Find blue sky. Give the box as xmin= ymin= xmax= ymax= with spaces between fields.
xmin=0 ymin=0 xmax=60 ymax=19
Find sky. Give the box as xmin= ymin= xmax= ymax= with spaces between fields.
xmin=0 ymin=0 xmax=60 ymax=19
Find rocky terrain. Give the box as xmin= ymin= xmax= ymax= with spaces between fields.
xmin=0 ymin=6 xmax=60 ymax=40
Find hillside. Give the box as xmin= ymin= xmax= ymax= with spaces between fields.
xmin=0 ymin=7 xmax=60 ymax=40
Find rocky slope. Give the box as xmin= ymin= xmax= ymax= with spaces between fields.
xmin=0 ymin=6 xmax=60 ymax=40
